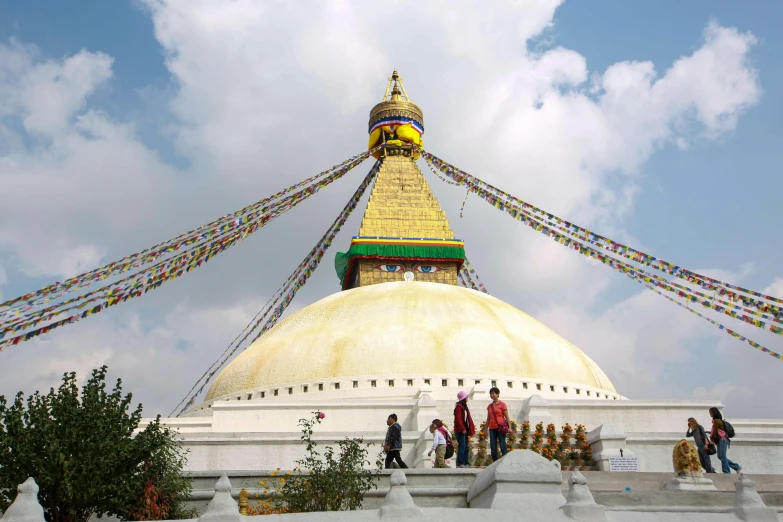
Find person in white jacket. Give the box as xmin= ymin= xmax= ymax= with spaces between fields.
xmin=427 ymin=419 xmax=449 ymax=468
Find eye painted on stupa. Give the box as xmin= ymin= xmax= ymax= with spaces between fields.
xmin=414 ymin=265 xmax=443 ymax=273
xmin=376 ymin=264 xmax=404 ymax=273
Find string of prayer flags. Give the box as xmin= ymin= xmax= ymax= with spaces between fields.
xmin=171 ymin=161 xmax=382 ymax=416
xmin=457 ymin=272 xmax=469 ymax=289
xmin=421 ymin=149 xmax=782 ymax=316
xmin=248 ymin=162 xmax=380 ymax=345
xmin=460 ymin=189 xmax=470 ymax=218
xmin=0 ymin=147 xmax=379 ymax=319
xmin=501 ymin=180 xmax=781 ymax=338
xmin=624 ymin=272 xmax=782 ymax=361
xmin=420 ymin=148 xmax=783 ymax=317
xmin=421 ymin=148 xmax=782 ymax=360
xmin=459 ymin=271 xmax=478 ymax=291
xmin=461 ymin=258 xmax=488 ymax=293
xmin=437 ymin=171 xmax=782 ymax=330
xmin=0 ymin=149 xmax=378 ymax=351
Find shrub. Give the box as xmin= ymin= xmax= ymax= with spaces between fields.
xmin=276 ymin=412 xmax=381 ymax=512
xmin=0 ymin=367 xmax=194 ymax=522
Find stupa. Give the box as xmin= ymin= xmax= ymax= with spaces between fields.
xmin=153 ymin=72 xmax=783 ymax=475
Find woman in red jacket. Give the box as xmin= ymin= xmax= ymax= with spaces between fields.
xmin=453 ymin=391 xmax=475 ymax=468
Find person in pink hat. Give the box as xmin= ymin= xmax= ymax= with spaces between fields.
xmin=453 ymin=390 xmax=475 ymax=468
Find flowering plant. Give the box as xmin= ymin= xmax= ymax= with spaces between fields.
xmin=575 ymin=424 xmax=588 ymax=449
xmin=252 ymin=412 xmax=382 ymax=514
xmin=517 ymin=420 xmax=530 ymax=449
xmin=580 ymin=445 xmax=593 ymax=465
xmin=478 ymin=421 xmax=487 ymax=442
xmin=546 ymin=423 xmax=558 ymax=450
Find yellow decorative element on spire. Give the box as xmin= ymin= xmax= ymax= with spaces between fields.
xmin=359 ymin=156 xmax=454 ymax=239
xmin=368 ymin=70 xmax=424 ymax=158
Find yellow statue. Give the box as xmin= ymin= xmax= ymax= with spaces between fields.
xmin=672 ymin=439 xmax=701 ymax=473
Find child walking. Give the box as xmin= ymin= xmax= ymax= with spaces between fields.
xmin=384 ymin=413 xmax=408 ymax=469
xmin=427 ymin=419 xmax=450 ymax=468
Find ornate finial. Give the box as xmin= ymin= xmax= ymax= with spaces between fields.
xmin=381 ymin=69 xmax=411 ymax=103
xmin=238 ymin=488 xmax=248 ymax=515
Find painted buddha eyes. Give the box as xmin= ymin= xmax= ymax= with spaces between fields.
xmin=374 ymin=264 xmax=443 ymax=273
xmin=376 ymin=264 xmax=404 ymax=272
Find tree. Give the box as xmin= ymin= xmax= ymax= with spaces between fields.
xmin=0 ymin=366 xmax=194 ymax=522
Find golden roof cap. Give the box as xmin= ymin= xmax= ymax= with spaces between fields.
xmin=369 ymin=70 xmax=424 ymax=133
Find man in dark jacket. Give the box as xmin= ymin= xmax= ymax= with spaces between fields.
xmin=384 ymin=413 xmax=408 ymax=469
xmin=687 ymin=417 xmax=715 ymax=473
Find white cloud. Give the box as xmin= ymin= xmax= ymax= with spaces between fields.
xmin=0 ymin=42 xmax=184 ymax=279
xmin=294 ymin=2 xmax=390 ymax=113
xmin=536 ymin=270 xmax=783 ymax=417
xmin=0 ymin=41 xmax=113 ymax=135
xmin=762 ymin=277 xmax=783 ymax=298
xmin=692 ymin=381 xmax=752 ymax=402
xmin=0 ymin=2 xmax=776 ymax=416
xmin=0 ymin=298 xmax=264 ymax=415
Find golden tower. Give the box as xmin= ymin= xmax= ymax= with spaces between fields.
xmin=335 ymin=71 xmax=466 ymax=289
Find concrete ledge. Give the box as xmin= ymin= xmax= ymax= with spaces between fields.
xmin=182 ymin=469 xmax=783 ymax=515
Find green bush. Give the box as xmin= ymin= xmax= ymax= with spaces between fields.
xmin=277 ymin=412 xmax=382 ymax=512
xmin=0 ymin=367 xmax=194 ymax=522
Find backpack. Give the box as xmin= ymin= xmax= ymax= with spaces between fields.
xmin=444 ymin=439 xmax=455 ymax=459
xmin=723 ymin=419 xmax=735 ymax=439
xmin=440 ymin=427 xmax=455 ymax=459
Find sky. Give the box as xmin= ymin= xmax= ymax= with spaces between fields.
xmin=0 ymin=0 xmax=781 ymax=419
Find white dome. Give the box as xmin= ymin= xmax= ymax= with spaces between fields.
xmin=206 ymin=282 xmax=616 ymax=400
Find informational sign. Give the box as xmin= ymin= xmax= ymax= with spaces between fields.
xmin=608 ymin=457 xmax=639 ymax=472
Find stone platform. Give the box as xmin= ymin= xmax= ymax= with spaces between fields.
xmin=185 ymin=468 xmax=783 ymax=514
xmin=5 ymin=451 xmax=783 ymax=522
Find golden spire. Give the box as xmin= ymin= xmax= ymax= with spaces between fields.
xmin=336 ymin=70 xmax=464 ymax=290
xmin=363 ymin=70 xmax=450 ymax=239
xmin=359 ymin=156 xmax=455 ymax=239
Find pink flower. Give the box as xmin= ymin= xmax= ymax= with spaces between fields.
xmin=318 ymin=412 xmax=326 ymax=419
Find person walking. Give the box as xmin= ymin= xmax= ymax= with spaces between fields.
xmin=427 ymin=419 xmax=449 ymax=468
xmin=453 ymin=391 xmax=475 ymax=468
xmin=384 ymin=413 xmax=408 ymax=469
xmin=709 ymin=407 xmax=742 ymax=474
xmin=484 ymin=387 xmax=511 ymax=462
xmin=686 ymin=417 xmax=715 ymax=473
